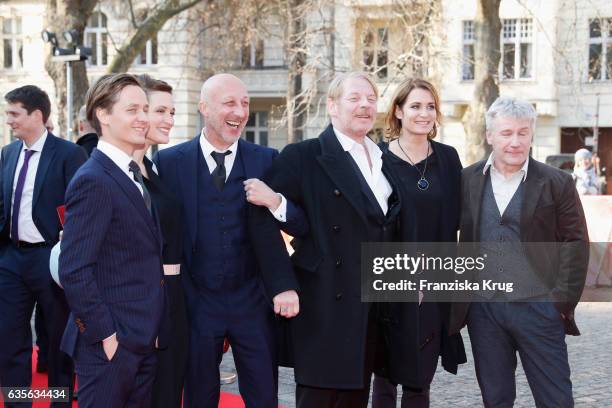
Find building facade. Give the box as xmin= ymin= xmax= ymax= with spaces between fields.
xmin=1 ymin=0 xmax=611 ymax=190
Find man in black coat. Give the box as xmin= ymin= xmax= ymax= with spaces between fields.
xmin=253 ymin=72 xmax=401 ymax=407
xmin=75 ymin=105 xmax=98 ymax=157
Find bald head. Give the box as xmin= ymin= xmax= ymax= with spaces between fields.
xmin=200 ymin=73 xmax=247 ymax=103
xmin=198 ymin=73 xmax=250 ymax=150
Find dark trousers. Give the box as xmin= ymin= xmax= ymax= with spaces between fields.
xmin=34 ymin=304 xmax=49 ymax=367
xmin=468 ymin=302 xmax=573 ymax=408
xmin=0 ymin=244 xmax=73 ymax=408
xmin=296 ymin=384 xmax=371 ymax=408
xmin=151 ymin=275 xmax=189 ymax=408
xmin=372 ymin=302 xmax=441 ymax=408
xmin=296 ymin=305 xmax=382 ymax=408
xmin=73 ymin=337 xmax=157 ymax=408
xmin=183 ymin=278 xmax=277 ymax=408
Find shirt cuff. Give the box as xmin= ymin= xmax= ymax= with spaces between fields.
xmin=269 ymin=193 xmax=287 ymax=222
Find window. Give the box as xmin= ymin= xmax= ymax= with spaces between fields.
xmin=361 ymin=27 xmax=388 ymax=80
xmin=2 ymin=17 xmax=23 ymax=70
xmin=588 ymin=18 xmax=612 ymax=81
xmin=241 ymin=39 xmax=264 ymax=69
xmin=462 ymin=21 xmax=475 ymax=80
xmin=244 ymin=112 xmax=268 ymax=146
xmin=135 ymin=35 xmax=158 ymax=65
xmin=85 ymin=12 xmax=108 ymax=66
xmin=501 ymin=18 xmax=533 ymax=80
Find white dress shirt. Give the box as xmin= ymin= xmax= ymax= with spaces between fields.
xmin=483 ymin=153 xmax=529 ymax=215
xmin=334 ymin=129 xmax=393 ymax=214
xmin=10 ymin=130 xmax=47 ymax=243
xmin=96 ymin=140 xmax=143 ymax=195
xmin=199 ymin=130 xmax=239 ymax=180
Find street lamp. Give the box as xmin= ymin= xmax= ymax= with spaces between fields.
xmin=41 ymin=29 xmax=89 ymax=141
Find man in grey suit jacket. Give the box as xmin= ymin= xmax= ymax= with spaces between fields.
xmin=451 ymin=97 xmax=589 ymax=408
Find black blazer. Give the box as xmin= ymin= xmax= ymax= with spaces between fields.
xmin=75 ymin=132 xmax=99 ymax=157
xmin=380 ymin=140 xmax=466 ymax=387
xmin=253 ymin=124 xmax=402 ymax=389
xmin=154 ymin=136 xmax=300 ymax=304
xmin=0 ymin=133 xmax=87 ymax=244
xmin=450 ymin=157 xmax=590 ymax=336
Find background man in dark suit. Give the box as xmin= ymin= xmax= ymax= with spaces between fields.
xmin=59 ymin=74 xmax=165 ymax=408
xmin=450 ymin=96 xmax=589 ymax=407
xmin=75 ymin=105 xmax=98 ymax=157
xmin=155 ymin=73 xmax=300 ymax=408
xmin=253 ymin=72 xmax=401 ymax=408
xmin=0 ymin=85 xmax=86 ymax=407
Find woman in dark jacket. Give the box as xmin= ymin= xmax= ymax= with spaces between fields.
xmin=373 ymin=78 xmax=467 ymax=407
xmin=132 ymin=75 xmax=188 ymax=408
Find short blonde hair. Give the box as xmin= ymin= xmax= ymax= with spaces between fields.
xmin=327 ymin=72 xmax=379 ymax=101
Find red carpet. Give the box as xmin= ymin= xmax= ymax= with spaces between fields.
xmin=0 ymin=348 xmax=255 ymax=407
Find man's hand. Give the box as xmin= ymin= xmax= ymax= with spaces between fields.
xmin=102 ymin=333 xmax=119 ymax=361
xmin=273 ymin=290 xmax=300 ymax=318
xmin=244 ymin=178 xmax=282 ymax=211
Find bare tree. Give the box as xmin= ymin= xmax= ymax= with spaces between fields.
xmin=462 ymin=0 xmax=501 ymax=164
xmin=107 ymin=0 xmax=205 ymax=73
xmin=44 ymin=0 xmax=98 ymax=138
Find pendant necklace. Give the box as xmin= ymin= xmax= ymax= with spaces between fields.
xmin=396 ymin=139 xmax=430 ymax=191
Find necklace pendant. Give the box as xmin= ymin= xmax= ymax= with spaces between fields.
xmin=417 ymin=177 xmax=429 ymax=191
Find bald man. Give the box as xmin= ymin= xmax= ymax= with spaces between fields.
xmin=154 ymin=74 xmax=301 ymax=407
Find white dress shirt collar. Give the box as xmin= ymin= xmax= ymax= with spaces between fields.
xmin=199 ymin=129 xmax=239 ymax=157
xmin=96 ymin=140 xmax=134 ymax=179
xmin=483 ymin=153 xmax=529 ymax=182
xmin=333 ymin=128 xmax=383 ymax=160
xmin=22 ymin=129 xmax=48 ymax=152
xmin=199 ymin=129 xmax=239 ymax=179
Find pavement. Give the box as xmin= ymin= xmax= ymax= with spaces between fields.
xmin=220 ymin=300 xmax=612 ymax=407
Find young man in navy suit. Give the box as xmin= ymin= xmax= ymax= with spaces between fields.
xmin=0 ymin=85 xmax=86 ymax=408
xmin=155 ymin=73 xmax=301 ymax=408
xmin=59 ymin=74 xmax=165 ymax=408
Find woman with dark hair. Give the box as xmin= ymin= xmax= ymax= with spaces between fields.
xmin=373 ymin=78 xmax=466 ymax=407
xmin=132 ymin=74 xmax=188 ymax=408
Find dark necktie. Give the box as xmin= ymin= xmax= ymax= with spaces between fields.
xmin=11 ymin=149 xmax=35 ymax=243
xmin=211 ymin=151 xmax=231 ymax=191
xmin=128 ymin=161 xmax=152 ymax=215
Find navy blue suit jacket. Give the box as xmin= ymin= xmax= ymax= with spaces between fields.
xmin=0 ymin=133 xmax=87 ymax=245
xmin=154 ymin=137 xmax=300 ymax=302
xmin=60 ymin=149 xmax=165 ymax=356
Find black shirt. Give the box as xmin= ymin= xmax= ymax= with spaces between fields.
xmin=386 ymin=146 xmax=443 ymax=242
xmin=143 ymin=157 xmax=184 ymax=264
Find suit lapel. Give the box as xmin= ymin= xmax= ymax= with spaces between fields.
xmin=382 ymin=158 xmax=401 ymax=219
xmin=316 ymin=125 xmax=368 ymax=225
xmin=520 ymin=158 xmax=545 ymax=241
xmin=240 ymin=139 xmax=263 ymax=179
xmin=92 ymin=150 xmax=159 ymax=240
xmin=178 ymin=137 xmax=200 ymax=247
xmin=3 ymin=141 xmax=22 ymax=221
xmin=32 ymin=133 xmax=57 ymax=208
xmin=469 ymin=162 xmax=487 ymax=239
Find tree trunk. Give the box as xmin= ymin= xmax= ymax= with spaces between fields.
xmin=44 ymin=0 xmax=98 ymax=140
xmin=285 ymin=0 xmax=305 ymax=144
xmin=462 ymin=0 xmax=501 ymax=164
